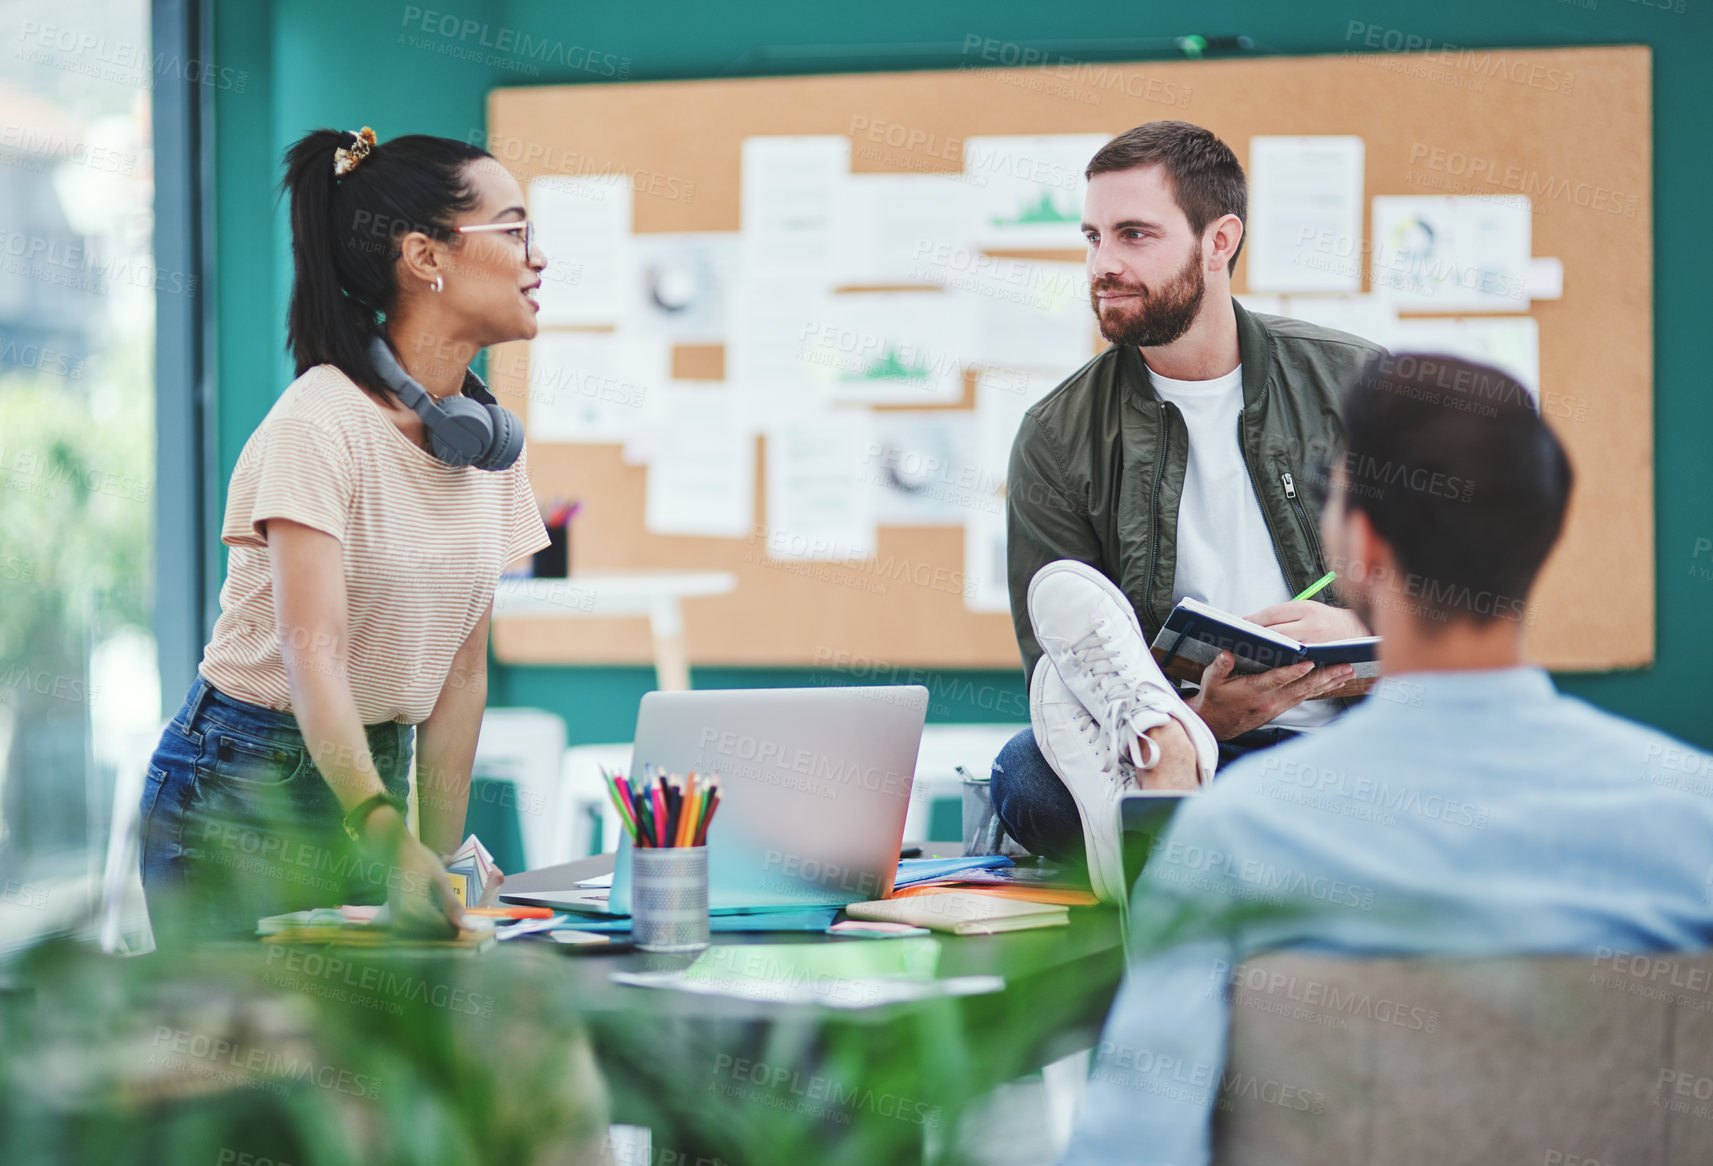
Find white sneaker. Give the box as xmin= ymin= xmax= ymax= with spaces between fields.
xmin=1027 ymin=560 xmax=1218 ymax=784
xmin=1029 ymin=656 xmax=1140 ymax=905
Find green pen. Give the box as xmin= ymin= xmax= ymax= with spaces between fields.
xmin=1292 ymin=570 xmax=1337 ymax=602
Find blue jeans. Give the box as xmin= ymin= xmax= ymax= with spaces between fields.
xmin=989 ymin=725 xmax=1302 ymax=863
xmin=140 ymin=673 xmax=414 ymax=938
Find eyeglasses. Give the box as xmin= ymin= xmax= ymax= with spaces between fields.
xmin=453 ymin=218 xmax=538 ymax=261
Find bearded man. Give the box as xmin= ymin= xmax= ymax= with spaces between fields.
xmin=991 ymin=121 xmax=1386 ymax=900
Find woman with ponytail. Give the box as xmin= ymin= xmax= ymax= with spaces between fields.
xmin=139 ymin=126 xmax=552 ymax=938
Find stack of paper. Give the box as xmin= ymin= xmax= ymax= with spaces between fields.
xmin=846 ymin=892 xmax=1069 ymax=936
xmin=445 ymin=835 xmax=501 ymax=908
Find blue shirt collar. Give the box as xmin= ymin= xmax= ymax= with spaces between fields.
xmin=1371 ymin=666 xmax=1556 ymax=707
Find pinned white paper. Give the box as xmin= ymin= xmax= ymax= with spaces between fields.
xmin=627 ymin=232 xmax=740 ymax=342
xmin=1370 ymin=196 xmax=1532 ymax=312
xmin=964 ymin=134 xmax=1110 ymax=250
xmin=1526 ymin=257 xmax=1564 ymax=301
xmin=725 ymin=276 xmax=838 ymax=421
xmin=643 ymin=384 xmax=755 ymax=538
xmin=806 ymin=290 xmax=975 ymax=406
xmin=741 ymin=136 xmax=850 ymax=276
xmin=971 ymin=260 xmax=1093 ymax=370
xmin=834 ymin=173 xmax=979 ymax=287
xmin=526 ymin=332 xmax=670 ymax=443
xmin=964 ymin=369 xmax=1059 ymax=613
xmin=1246 ymin=136 xmax=1366 ymax=294
xmin=866 ymin=412 xmax=978 ymax=526
xmin=1388 ymin=316 xmax=1541 ymax=403
xmin=763 ymin=412 xmax=877 ymax=561
xmin=1278 ymin=295 xmax=1397 ymax=349
xmin=528 ymin=175 xmax=634 ymax=326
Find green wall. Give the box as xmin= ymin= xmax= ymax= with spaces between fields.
xmin=210 ymin=0 xmax=1713 ymax=749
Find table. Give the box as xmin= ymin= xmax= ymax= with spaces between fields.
xmin=492 ymin=571 xmax=737 ymax=691
xmin=494 ymin=850 xmax=1125 ymax=1163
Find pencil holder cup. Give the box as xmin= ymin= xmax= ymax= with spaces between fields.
xmin=630 ymin=846 xmax=709 ymax=953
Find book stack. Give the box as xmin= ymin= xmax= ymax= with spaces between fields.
xmin=255 ymin=906 xmax=498 ymax=953
xmin=845 ymin=892 xmax=1069 ymax=936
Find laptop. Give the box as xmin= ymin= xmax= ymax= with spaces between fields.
xmin=520 ymin=686 xmax=929 ymax=915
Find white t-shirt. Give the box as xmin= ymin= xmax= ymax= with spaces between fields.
xmin=1146 ymin=362 xmax=1336 ymax=731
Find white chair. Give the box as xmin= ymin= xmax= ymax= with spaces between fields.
xmin=469 ymin=708 xmax=568 ymax=869
xmin=98 ymin=724 xmax=161 ymax=956
xmin=558 ymin=742 xmax=637 ymax=856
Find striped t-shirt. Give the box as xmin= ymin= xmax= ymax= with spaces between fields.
xmin=200 ymin=363 xmax=551 ymax=724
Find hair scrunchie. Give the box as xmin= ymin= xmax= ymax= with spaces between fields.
xmin=333 ymin=127 xmax=377 ymax=178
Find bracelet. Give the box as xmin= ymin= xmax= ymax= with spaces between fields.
xmin=342 ymin=791 xmax=408 ymax=844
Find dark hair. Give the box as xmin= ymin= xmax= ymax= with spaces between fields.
xmin=1085 ymin=121 xmax=1247 ymax=275
xmin=279 ymin=129 xmax=493 ymax=402
xmin=1338 ymin=353 xmax=1573 ymax=627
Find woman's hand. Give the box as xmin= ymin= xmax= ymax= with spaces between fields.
xmin=364 ymin=808 xmax=466 ymax=937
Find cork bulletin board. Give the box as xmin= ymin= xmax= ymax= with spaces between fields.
xmin=486 ymin=45 xmax=1652 ymax=672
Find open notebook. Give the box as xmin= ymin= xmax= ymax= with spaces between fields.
xmin=1150 ymin=596 xmax=1381 ymax=684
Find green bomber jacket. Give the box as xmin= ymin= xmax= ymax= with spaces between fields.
xmin=1005 ymin=299 xmax=1386 ymax=679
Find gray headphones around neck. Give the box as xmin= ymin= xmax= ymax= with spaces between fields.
xmin=366 ymin=335 xmax=523 ymax=470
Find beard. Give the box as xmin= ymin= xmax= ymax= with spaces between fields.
xmin=1089 ymin=246 xmax=1206 ymax=349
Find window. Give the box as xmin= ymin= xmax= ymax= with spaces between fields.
xmin=0 ymin=0 xmax=160 ymax=930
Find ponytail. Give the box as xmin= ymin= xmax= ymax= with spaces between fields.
xmin=278 ymin=128 xmax=492 ymax=402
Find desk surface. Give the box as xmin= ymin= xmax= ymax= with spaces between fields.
xmin=495 ymin=849 xmax=1124 ymax=1022
xmin=486 ymin=849 xmax=1128 ymax=1159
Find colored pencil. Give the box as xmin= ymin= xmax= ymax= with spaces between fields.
xmin=695 ymin=782 xmax=721 ymax=847
xmin=678 ymin=772 xmax=699 ymax=848
xmin=651 ymin=776 xmax=668 ymax=848
xmin=675 ymin=779 xmax=696 ymax=848
xmin=614 ymin=773 xmax=637 ymax=833
xmin=601 ymin=766 xmax=638 ymax=842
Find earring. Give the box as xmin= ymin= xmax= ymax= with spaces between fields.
xmin=431 ymin=274 xmax=444 ymax=293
